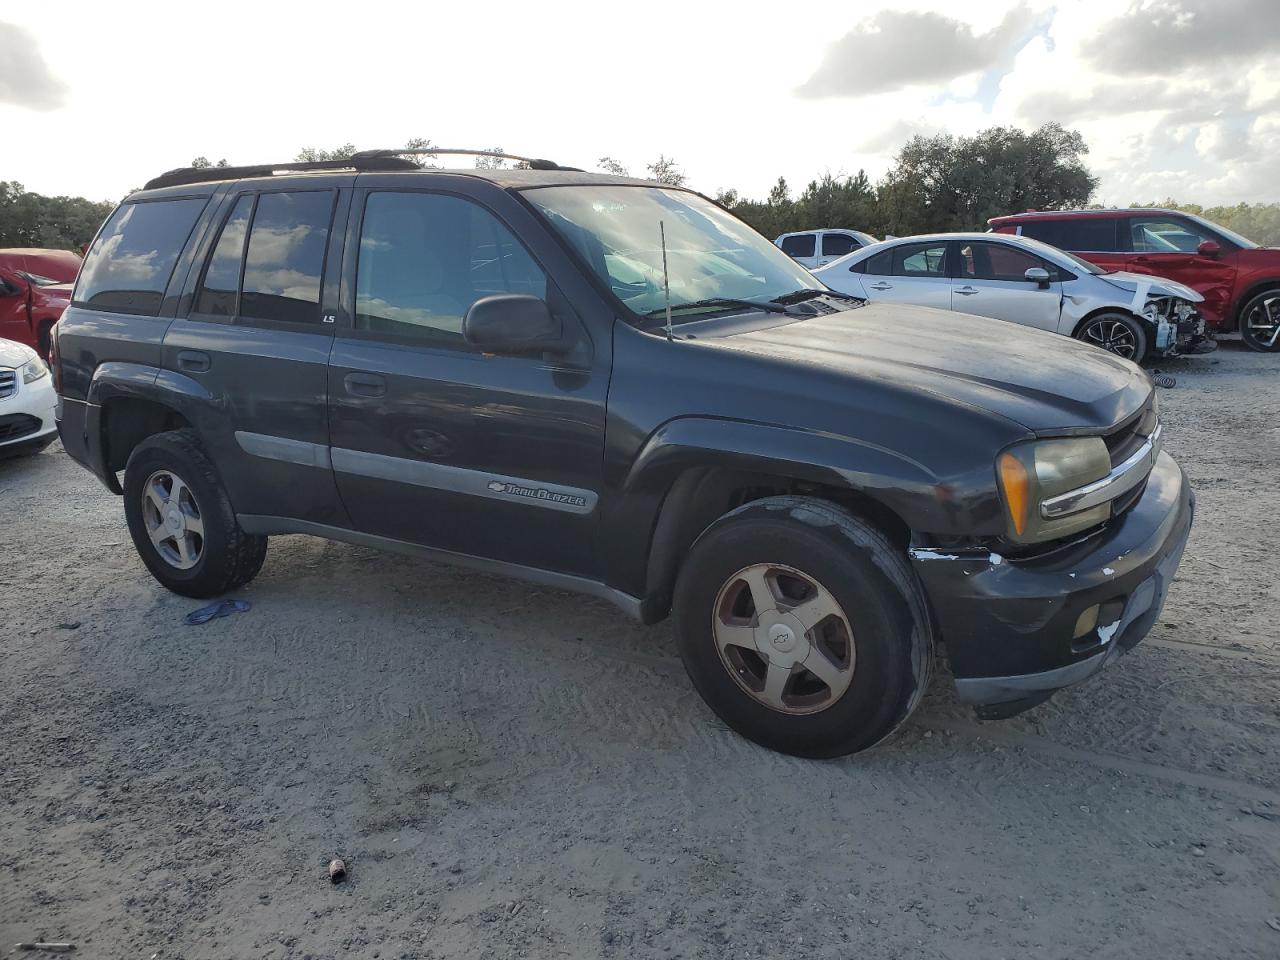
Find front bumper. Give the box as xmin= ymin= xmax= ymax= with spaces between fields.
xmin=911 ymin=451 xmax=1193 ymax=715
xmin=0 ymin=372 xmax=57 ymax=455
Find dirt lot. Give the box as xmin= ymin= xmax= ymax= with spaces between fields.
xmin=1 ymin=341 xmax=1277 ymax=959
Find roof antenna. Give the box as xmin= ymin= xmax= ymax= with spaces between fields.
xmin=660 ymin=220 xmax=674 ymax=342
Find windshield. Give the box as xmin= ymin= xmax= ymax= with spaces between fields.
xmin=525 ymin=186 xmax=823 ymax=324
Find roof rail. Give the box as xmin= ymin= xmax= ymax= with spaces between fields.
xmin=143 ymin=148 xmax=580 ymax=191
xmin=351 ymin=147 xmax=581 ymax=171
xmin=143 ymin=155 xmax=420 ymax=190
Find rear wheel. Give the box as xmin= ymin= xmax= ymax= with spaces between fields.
xmin=123 ymin=429 xmax=267 ymax=598
xmin=1076 ymin=311 xmax=1148 ymax=364
xmin=673 ymin=497 xmax=932 ymax=758
xmin=1239 ymin=290 xmax=1280 ymax=352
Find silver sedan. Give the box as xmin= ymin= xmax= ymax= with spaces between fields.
xmin=813 ymin=232 xmax=1208 ymax=364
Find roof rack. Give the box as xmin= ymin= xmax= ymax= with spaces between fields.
xmin=143 ymin=148 xmax=579 ymax=191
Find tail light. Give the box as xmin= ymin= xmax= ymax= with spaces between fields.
xmin=49 ymin=322 xmax=62 ymax=394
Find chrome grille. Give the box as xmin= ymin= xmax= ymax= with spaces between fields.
xmin=0 ymin=369 xmax=16 ymax=401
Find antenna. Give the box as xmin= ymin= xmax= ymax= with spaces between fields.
xmin=660 ymin=220 xmax=674 ymax=342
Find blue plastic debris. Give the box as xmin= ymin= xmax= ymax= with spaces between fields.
xmin=184 ymin=598 xmax=252 ymax=625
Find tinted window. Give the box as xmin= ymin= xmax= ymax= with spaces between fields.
xmin=194 ymin=195 xmax=253 ymax=316
xmin=1020 ymin=218 xmax=1118 ymax=252
xmin=356 ymin=192 xmax=547 ymax=345
xmin=893 ymin=241 xmax=948 ymax=277
xmin=821 ymin=233 xmax=857 ymax=258
xmin=961 ymin=242 xmax=1053 ymax=281
xmin=240 ymin=191 xmax=333 ymax=325
xmin=1130 ymin=217 xmax=1212 ymax=253
xmin=75 ymin=198 xmax=208 ymax=315
xmin=780 ymin=234 xmax=816 ymax=258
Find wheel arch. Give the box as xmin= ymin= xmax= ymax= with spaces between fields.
xmin=619 ymin=417 xmax=939 ymax=623
xmin=1233 ymin=278 xmax=1280 ymax=330
xmin=1069 ymin=304 xmax=1148 ymax=339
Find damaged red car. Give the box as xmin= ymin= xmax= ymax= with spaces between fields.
xmin=989 ymin=209 xmax=1280 ymax=353
xmin=0 ymin=248 xmax=80 ymax=358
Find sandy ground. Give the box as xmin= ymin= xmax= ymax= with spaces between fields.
xmin=1 ymin=341 xmax=1277 ymax=960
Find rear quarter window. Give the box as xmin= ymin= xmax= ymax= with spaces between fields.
xmin=74 ymin=198 xmax=208 ymax=315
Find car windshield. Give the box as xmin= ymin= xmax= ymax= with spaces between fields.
xmin=525 ymin=185 xmax=823 ymax=324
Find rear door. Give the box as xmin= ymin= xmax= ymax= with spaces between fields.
xmin=1124 ymin=214 xmax=1238 ymax=326
xmin=1018 ymin=217 xmax=1128 ymax=274
xmin=951 ymin=240 xmax=1062 ymax=331
xmin=325 ymin=179 xmax=608 ymax=576
xmin=779 ymin=233 xmax=818 ymax=268
xmin=162 ymin=181 xmax=350 ymax=526
xmin=857 ymin=239 xmax=953 ymax=309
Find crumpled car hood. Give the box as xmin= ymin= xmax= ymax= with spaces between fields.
xmin=1102 ymin=271 xmax=1203 ymax=303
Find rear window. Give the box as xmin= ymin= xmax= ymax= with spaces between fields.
xmin=75 ymin=198 xmax=208 ymax=315
xmin=240 ymin=191 xmax=334 ymax=325
xmin=1019 ymin=218 xmax=1118 ymax=252
xmin=892 ymin=241 xmax=948 ymax=277
xmin=779 ymin=234 xmax=816 ymax=258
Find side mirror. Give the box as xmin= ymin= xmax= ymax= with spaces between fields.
xmin=1024 ymin=266 xmax=1051 ymax=288
xmin=463 ymin=294 xmax=566 ymax=354
xmin=1197 ymin=239 xmax=1222 ymax=258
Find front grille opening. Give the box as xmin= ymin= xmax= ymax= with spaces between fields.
xmin=0 ymin=413 xmax=42 ymax=442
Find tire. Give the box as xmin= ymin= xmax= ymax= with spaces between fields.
xmin=1239 ymin=289 xmax=1280 ymax=352
xmin=1075 ymin=311 xmax=1148 ymax=364
xmin=122 ymin=429 xmax=267 ymax=598
xmin=673 ymin=496 xmax=933 ymax=758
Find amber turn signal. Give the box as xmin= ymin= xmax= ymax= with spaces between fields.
xmin=998 ymin=452 xmax=1031 ymax=536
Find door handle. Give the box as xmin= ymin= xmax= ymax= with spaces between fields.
xmin=868 ymin=282 xmax=892 ymax=291
xmin=954 ymin=286 xmax=979 ymax=296
xmin=177 ymin=350 xmax=210 ymax=373
xmin=343 ymin=372 xmax=386 ymax=398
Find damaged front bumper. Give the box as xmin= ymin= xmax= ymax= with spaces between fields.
xmin=911 ymin=451 xmax=1194 ymax=718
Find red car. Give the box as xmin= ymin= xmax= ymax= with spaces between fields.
xmin=0 ymin=248 xmax=80 ymax=358
xmin=988 ymin=209 xmax=1280 ymax=352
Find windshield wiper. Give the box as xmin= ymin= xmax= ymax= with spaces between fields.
xmin=643 ymin=297 xmax=790 ymax=318
xmin=771 ymin=288 xmax=864 ymax=305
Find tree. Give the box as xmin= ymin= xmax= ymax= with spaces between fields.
xmin=190 ymin=157 xmax=229 ymax=169
xmin=1133 ymin=199 xmax=1280 ymax=247
xmin=0 ymin=181 xmax=115 ymax=250
xmin=598 ymin=156 xmax=630 ymax=177
xmin=646 ymin=155 xmax=686 ymax=186
xmin=878 ymin=123 xmax=1098 ymax=235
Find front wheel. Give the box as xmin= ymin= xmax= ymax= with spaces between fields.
xmin=673 ymin=497 xmax=933 ymax=758
xmin=123 ymin=429 xmax=268 ymax=598
xmin=1239 ymin=290 xmax=1280 ymax=352
xmin=1076 ymin=312 xmax=1148 ymax=364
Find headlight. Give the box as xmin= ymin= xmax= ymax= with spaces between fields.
xmin=996 ymin=437 xmax=1111 ymax=543
xmin=21 ymin=357 xmax=49 ymax=384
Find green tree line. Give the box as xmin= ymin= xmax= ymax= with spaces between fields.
xmin=4 ymin=126 xmax=1279 ymax=252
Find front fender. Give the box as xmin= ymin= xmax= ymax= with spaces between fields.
xmin=603 ymin=416 xmax=963 ymax=607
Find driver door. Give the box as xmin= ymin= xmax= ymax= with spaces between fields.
xmin=950 ymin=241 xmax=1062 ymax=331
xmin=327 ymin=184 xmax=608 ymax=576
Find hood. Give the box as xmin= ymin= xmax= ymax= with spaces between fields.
xmin=709 ymin=303 xmax=1151 ymax=434
xmin=0 ymin=337 xmax=38 ymax=369
xmin=1102 ymin=271 xmax=1203 ymax=303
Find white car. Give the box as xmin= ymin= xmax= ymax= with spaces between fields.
xmin=776 ymin=229 xmax=877 ymax=269
xmin=813 ymin=232 xmax=1209 ymax=364
xmin=0 ymin=337 xmax=58 ymax=458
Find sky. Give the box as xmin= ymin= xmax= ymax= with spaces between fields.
xmin=3 ymin=0 xmax=1278 ymax=208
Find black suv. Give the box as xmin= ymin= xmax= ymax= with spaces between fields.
xmin=54 ymin=152 xmax=1193 ymax=757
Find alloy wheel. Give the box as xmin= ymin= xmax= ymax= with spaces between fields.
xmin=1243 ymin=295 xmax=1280 ymax=348
xmin=712 ymin=563 xmax=856 ymax=715
xmin=141 ymin=469 xmax=205 ymax=570
xmin=1081 ymin=318 xmax=1137 ymax=359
